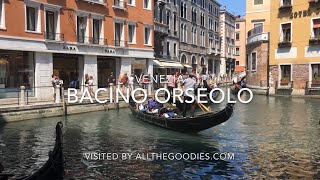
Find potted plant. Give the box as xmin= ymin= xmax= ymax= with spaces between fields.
xmin=312 ymin=75 xmax=320 ymax=87
xmin=280 ymin=77 xmax=290 ymax=86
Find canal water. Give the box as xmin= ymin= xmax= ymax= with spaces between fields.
xmin=0 ymin=95 xmax=320 ymax=179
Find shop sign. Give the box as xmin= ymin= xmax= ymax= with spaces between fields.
xmin=63 ymin=45 xmax=78 ymax=51
xmin=104 ymin=48 xmax=116 ymax=54
xmin=289 ymin=8 xmax=320 ymax=19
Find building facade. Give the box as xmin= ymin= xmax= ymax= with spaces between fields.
xmin=179 ymin=0 xmax=221 ymax=75
xmin=0 ymin=0 xmax=154 ymax=99
xmin=270 ymin=0 xmax=320 ymax=95
xmin=220 ymin=7 xmax=236 ymax=76
xmin=153 ymin=0 xmax=182 ymax=74
xmin=245 ymin=0 xmax=270 ymax=92
xmin=235 ymin=15 xmax=246 ymax=72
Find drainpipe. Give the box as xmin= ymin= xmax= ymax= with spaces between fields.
xmin=266 ymin=32 xmax=270 ymax=96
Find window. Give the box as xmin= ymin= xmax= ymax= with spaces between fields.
xmin=26 ymin=6 xmax=37 ymax=31
xmin=45 ymin=11 xmax=55 ymax=40
xmin=251 ymin=52 xmax=257 ymax=71
xmin=215 ymin=21 xmax=219 ymax=32
xmin=77 ymin=16 xmax=87 ymax=43
xmin=312 ymin=64 xmax=320 ymax=80
xmin=280 ymin=0 xmax=291 ymax=7
xmin=144 ymin=0 xmax=150 ymax=9
xmin=173 ymin=0 xmax=177 ymax=6
xmin=0 ymin=0 xmax=5 ymax=28
xmin=127 ymin=0 xmax=135 ymax=6
xmin=254 ymin=0 xmax=263 ymax=5
xmin=312 ymin=19 xmax=320 ymax=38
xmin=180 ymin=2 xmax=187 ymax=19
xmin=181 ymin=55 xmax=187 ymax=64
xmin=114 ymin=22 xmax=124 ymax=46
xmin=128 ymin=23 xmax=136 ymax=44
xmin=173 ymin=43 xmax=177 ymax=56
xmin=192 ymin=7 xmax=197 ymax=23
xmin=236 ymin=47 xmax=240 ymax=55
xmin=166 ymin=11 xmax=170 ymax=26
xmin=236 ymin=23 xmax=240 ymax=29
xmin=173 ymin=14 xmax=177 ymax=31
xmin=236 ymin=61 xmax=240 ymax=66
xmin=280 ymin=65 xmax=291 ymax=81
xmin=167 ymin=42 xmax=170 ymax=56
xmin=209 ymin=18 xmax=213 ymax=30
xmin=209 ymin=33 xmax=214 ymax=48
xmin=280 ymin=23 xmax=291 ymax=42
xmin=236 ymin=33 xmax=240 ymax=40
xmin=200 ymin=12 xmax=205 ymax=26
xmin=246 ymin=54 xmax=250 ymax=71
xmin=144 ymin=26 xmax=151 ymax=45
xmin=93 ymin=19 xmax=101 ymax=44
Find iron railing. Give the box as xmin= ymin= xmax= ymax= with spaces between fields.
xmin=247 ymin=26 xmax=263 ymax=38
xmin=44 ymin=32 xmax=64 ymax=41
xmin=113 ymin=40 xmax=128 ymax=47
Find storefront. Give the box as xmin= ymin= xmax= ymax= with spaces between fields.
xmin=132 ymin=58 xmax=147 ymax=77
xmin=97 ymin=57 xmax=117 ymax=88
xmin=53 ymin=54 xmax=81 ymax=89
xmin=0 ymin=50 xmax=34 ymax=98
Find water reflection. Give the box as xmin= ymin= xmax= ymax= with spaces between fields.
xmin=0 ymin=95 xmax=319 ymax=179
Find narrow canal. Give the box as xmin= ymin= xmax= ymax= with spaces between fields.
xmin=0 ymin=95 xmax=320 ymax=179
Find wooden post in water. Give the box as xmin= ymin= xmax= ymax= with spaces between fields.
xmin=62 ymin=87 xmax=67 ymax=116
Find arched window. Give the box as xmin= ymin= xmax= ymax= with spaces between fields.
xmin=181 ymin=54 xmax=187 ymax=64
xmin=201 ymin=57 xmax=205 ymax=66
xmin=192 ymin=56 xmax=197 ymax=72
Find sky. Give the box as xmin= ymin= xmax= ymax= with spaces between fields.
xmin=218 ymin=0 xmax=246 ymax=16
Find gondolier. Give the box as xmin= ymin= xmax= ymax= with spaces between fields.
xmin=182 ymin=72 xmax=198 ymax=117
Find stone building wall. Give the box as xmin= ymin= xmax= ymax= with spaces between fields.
xmin=246 ymin=42 xmax=268 ymax=87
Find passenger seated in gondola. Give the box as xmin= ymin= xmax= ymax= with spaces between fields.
xmin=146 ymin=98 xmax=160 ymax=114
xmin=159 ymin=103 xmax=181 ymax=118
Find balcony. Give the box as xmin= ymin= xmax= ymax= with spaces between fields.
xmin=44 ymin=32 xmax=64 ymax=42
xmin=279 ymin=0 xmax=292 ymax=10
xmin=309 ymin=36 xmax=320 ymax=45
xmin=278 ymin=40 xmax=292 ymax=47
xmin=154 ymin=21 xmax=169 ymax=35
xmin=113 ymin=40 xmax=128 ymax=47
xmin=79 ymin=0 xmax=106 ymax=6
xmin=113 ymin=0 xmax=127 ymax=10
xmin=247 ymin=26 xmax=269 ymax=44
xmin=208 ymin=48 xmax=220 ymax=56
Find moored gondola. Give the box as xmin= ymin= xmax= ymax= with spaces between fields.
xmin=0 ymin=122 xmax=64 ymax=180
xmin=129 ymin=100 xmax=235 ymax=133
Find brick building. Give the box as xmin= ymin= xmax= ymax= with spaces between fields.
xmin=0 ymin=0 xmax=154 ymax=99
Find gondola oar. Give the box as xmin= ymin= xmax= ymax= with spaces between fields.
xmin=196 ymin=101 xmax=211 ymax=112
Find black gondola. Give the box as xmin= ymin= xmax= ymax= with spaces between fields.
xmin=129 ymin=100 xmax=235 ymax=133
xmin=0 ymin=122 xmax=64 ymax=180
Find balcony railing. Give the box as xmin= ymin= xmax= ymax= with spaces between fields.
xmin=113 ymin=40 xmax=128 ymax=47
xmin=279 ymin=0 xmax=292 ymax=9
xmin=154 ymin=21 xmax=169 ymax=34
xmin=246 ymin=26 xmax=269 ymax=44
xmin=77 ymin=36 xmax=90 ymax=44
xmin=113 ymin=0 xmax=127 ymax=10
xmin=309 ymin=36 xmax=320 ymax=45
xmin=89 ymin=37 xmax=108 ymax=45
xmin=80 ymin=0 xmax=106 ymax=5
xmin=278 ymin=39 xmax=292 ymax=47
xmin=44 ymin=32 xmax=64 ymax=41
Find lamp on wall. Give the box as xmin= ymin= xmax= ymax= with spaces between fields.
xmin=0 ymin=58 xmax=8 ymax=65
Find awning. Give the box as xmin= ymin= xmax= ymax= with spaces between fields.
xmin=183 ymin=64 xmax=192 ymax=69
xmin=153 ymin=60 xmax=184 ymax=69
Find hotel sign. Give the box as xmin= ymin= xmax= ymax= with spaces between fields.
xmin=289 ymin=8 xmax=320 ymax=19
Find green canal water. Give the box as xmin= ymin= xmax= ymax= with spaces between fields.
xmin=0 ymin=95 xmax=320 ymax=179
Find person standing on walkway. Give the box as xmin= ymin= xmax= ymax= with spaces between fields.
xmin=129 ymin=74 xmax=134 ymax=93
xmin=51 ymin=74 xmax=56 ymax=102
xmin=88 ymin=76 xmax=94 ymax=97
